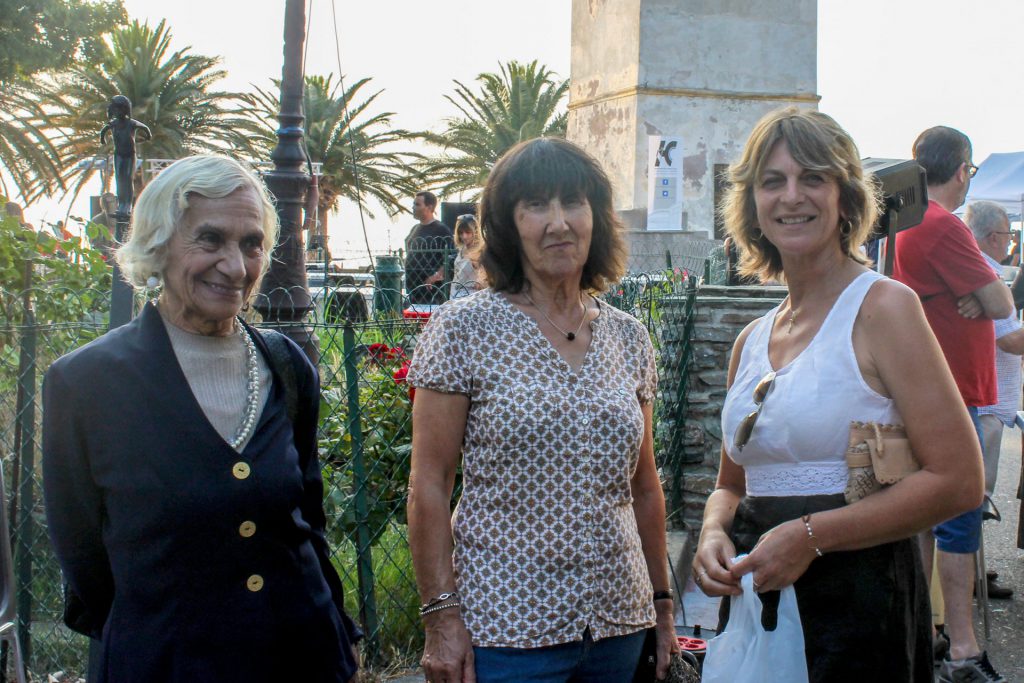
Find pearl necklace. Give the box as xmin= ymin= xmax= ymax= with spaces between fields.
xmin=523 ymin=290 xmax=587 ymax=341
xmin=228 ymin=321 xmax=261 ymax=451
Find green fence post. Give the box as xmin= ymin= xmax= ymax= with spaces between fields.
xmin=342 ymin=323 xmax=380 ymax=660
xmin=12 ymin=273 xmax=36 ymax=666
xmin=666 ymin=276 xmax=699 ymax=515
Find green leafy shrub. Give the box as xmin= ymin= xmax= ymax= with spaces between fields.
xmin=319 ymin=346 xmax=413 ymax=548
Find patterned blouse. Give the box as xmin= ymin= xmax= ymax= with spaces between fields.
xmin=408 ymin=289 xmax=658 ymax=648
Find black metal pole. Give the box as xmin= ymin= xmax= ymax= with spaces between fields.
xmin=109 ymin=214 xmax=133 ymax=328
xmin=13 ymin=267 xmax=36 ymax=666
xmin=255 ymin=0 xmax=319 ymax=362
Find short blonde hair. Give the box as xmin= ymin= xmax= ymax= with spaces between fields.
xmin=116 ymin=155 xmax=279 ymax=290
xmin=721 ymin=107 xmax=881 ymax=282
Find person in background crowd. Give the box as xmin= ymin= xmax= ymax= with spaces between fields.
xmin=892 ymin=126 xmax=1011 ymax=682
xmin=450 ymin=213 xmax=481 ymax=299
xmin=88 ymin=191 xmax=118 ymax=257
xmin=405 ymin=190 xmax=454 ymax=305
xmin=695 ymin=107 xmax=983 ymax=682
xmin=965 ymin=199 xmax=1020 ymax=600
xmin=1001 ymin=230 xmax=1019 ymax=267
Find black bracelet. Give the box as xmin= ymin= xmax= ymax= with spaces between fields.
xmin=652 ymin=590 xmax=674 ymax=602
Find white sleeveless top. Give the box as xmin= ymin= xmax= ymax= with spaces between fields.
xmin=720 ymin=271 xmax=902 ymax=497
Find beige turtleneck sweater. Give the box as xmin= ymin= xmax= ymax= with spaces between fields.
xmin=163 ymin=319 xmax=272 ymax=452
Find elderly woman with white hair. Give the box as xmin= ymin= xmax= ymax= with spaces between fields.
xmin=41 ymin=155 xmax=361 ymax=683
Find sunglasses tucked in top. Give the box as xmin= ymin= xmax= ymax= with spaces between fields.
xmin=734 ymin=370 xmax=776 ymax=451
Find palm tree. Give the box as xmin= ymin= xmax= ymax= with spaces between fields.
xmin=421 ymin=60 xmax=569 ymax=201
xmin=0 ymin=84 xmax=63 ymax=199
xmin=239 ymin=74 xmax=421 ymax=251
xmin=0 ymin=0 xmax=126 ymax=200
xmin=33 ymin=19 xmax=260 ymax=201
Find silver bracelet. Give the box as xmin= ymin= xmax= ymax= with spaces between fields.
xmin=421 ymin=591 xmax=459 ymax=610
xmin=420 ymin=601 xmax=461 ymax=617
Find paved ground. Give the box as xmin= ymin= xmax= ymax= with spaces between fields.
xmin=975 ymin=424 xmax=1023 ymax=680
xmin=384 ymin=429 xmax=1024 ymax=682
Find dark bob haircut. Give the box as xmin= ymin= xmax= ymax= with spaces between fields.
xmin=478 ymin=137 xmax=628 ymax=293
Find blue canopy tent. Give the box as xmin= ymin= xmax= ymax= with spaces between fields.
xmin=960 ymin=151 xmax=1024 ymax=220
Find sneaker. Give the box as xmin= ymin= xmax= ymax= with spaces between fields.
xmin=936 ymin=651 xmax=1005 ymax=682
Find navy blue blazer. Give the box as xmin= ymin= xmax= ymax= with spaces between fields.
xmin=42 ymin=303 xmax=360 ymax=682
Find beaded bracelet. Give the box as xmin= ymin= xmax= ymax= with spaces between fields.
xmin=801 ymin=514 xmax=823 ymax=557
xmin=420 ymin=601 xmax=461 ymax=617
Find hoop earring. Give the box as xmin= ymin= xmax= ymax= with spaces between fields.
xmin=754 ymin=227 xmax=764 ymax=240
xmin=840 ymin=219 xmax=853 ymax=237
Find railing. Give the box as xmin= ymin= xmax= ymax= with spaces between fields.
xmin=0 ymin=264 xmax=705 ymax=679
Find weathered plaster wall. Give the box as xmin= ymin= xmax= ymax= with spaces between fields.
xmin=568 ymin=0 xmax=642 ymax=225
xmin=568 ymin=0 xmax=818 ymax=237
xmin=633 ymin=94 xmax=812 ymax=237
xmin=636 ymin=0 xmax=817 ymax=94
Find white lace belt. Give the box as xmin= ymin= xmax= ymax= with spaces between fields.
xmin=744 ymin=462 xmax=847 ymax=497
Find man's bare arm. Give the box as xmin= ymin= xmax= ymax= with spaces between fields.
xmin=959 ymin=279 xmax=1013 ymax=320
xmin=996 ymin=328 xmax=1024 ymax=355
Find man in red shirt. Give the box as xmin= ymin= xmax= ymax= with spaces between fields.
xmin=893 ymin=126 xmax=1012 ymax=682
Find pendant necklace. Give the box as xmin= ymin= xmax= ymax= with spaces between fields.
xmin=786 ymin=306 xmax=798 ymax=334
xmin=523 ymin=290 xmax=588 ymax=341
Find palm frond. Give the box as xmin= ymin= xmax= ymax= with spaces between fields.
xmin=419 ymin=59 xmax=569 ymax=199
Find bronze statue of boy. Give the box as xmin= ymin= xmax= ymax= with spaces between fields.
xmin=100 ymin=95 xmax=152 ymax=218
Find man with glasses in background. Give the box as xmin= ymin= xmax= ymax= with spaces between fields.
xmin=965 ymin=200 xmax=1020 ymax=602
xmin=405 ymin=190 xmax=454 ymax=305
xmin=893 ymin=126 xmax=1012 ymax=682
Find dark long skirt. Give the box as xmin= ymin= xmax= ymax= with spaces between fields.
xmin=718 ymin=494 xmax=933 ymax=683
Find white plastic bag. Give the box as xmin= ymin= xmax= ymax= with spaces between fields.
xmin=701 ymin=570 xmax=809 ymax=683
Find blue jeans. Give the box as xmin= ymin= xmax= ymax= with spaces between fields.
xmin=933 ymin=405 xmax=984 ymax=554
xmin=473 ymin=628 xmax=646 ymax=683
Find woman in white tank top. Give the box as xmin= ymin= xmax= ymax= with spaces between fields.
xmin=691 ymin=108 xmax=984 ymax=682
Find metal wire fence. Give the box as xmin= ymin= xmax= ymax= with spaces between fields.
xmin=0 ymin=264 xmax=702 ymax=680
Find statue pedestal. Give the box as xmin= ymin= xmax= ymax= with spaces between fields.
xmin=109 ymin=213 xmax=134 ymax=329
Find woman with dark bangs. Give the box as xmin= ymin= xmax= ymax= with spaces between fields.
xmin=406 ymin=137 xmax=679 ymax=682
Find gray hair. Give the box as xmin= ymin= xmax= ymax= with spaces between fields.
xmin=115 ymin=155 xmax=279 ymax=290
xmin=964 ymin=200 xmax=1009 ymax=241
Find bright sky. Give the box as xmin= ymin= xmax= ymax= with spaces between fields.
xmin=21 ymin=0 xmax=1024 ymax=260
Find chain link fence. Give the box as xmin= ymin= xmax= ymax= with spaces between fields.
xmin=0 ymin=251 xmax=704 ymax=680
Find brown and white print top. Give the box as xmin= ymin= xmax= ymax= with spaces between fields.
xmin=408 ymin=288 xmax=658 ymax=648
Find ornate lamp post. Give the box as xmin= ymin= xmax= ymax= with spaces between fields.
xmin=255 ymin=0 xmax=319 ymax=361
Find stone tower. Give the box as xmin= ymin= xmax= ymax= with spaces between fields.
xmin=568 ymin=0 xmax=818 ymax=264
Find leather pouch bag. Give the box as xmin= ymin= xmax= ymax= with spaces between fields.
xmin=844 ymin=421 xmax=920 ymax=504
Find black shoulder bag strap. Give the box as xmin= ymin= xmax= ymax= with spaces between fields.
xmin=260 ymin=329 xmax=299 ymax=423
